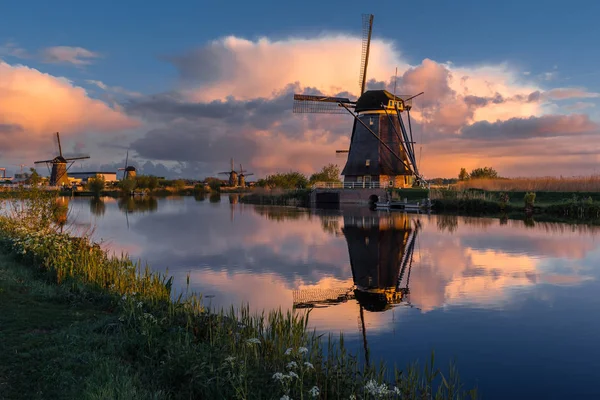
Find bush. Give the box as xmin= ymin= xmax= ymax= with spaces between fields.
xmin=86 ymin=176 xmax=105 ymax=197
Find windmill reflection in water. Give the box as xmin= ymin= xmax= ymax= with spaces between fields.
xmin=293 ymin=212 xmax=421 ymax=367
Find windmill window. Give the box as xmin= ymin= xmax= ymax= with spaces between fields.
xmin=389 ymin=180 xmax=394 ymax=187
xmin=357 ymin=176 xmax=363 ymax=183
xmin=369 ymin=117 xmax=374 ymax=126
xmin=365 ymin=159 xmax=370 ymax=166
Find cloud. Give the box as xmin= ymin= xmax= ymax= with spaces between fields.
xmin=0 ymin=61 xmax=140 ymax=159
xmin=86 ymin=79 xmax=142 ymax=98
xmin=167 ymin=35 xmax=407 ymax=102
xmin=122 ymin=33 xmax=600 ymax=178
xmin=460 ymin=114 xmax=599 ymax=141
xmin=0 ymin=41 xmax=30 ymax=59
xmin=41 ymin=46 xmax=101 ymax=66
xmin=544 ymin=88 xmax=600 ymax=100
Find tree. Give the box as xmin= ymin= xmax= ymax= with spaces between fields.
xmin=458 ymin=168 xmax=469 ymax=181
xmin=86 ymin=176 xmax=105 ymax=197
xmin=173 ymin=179 xmax=186 ymax=192
xmin=263 ymin=172 xmax=308 ymax=189
xmin=147 ymin=176 xmax=159 ymax=192
xmin=309 ymin=164 xmax=341 ymax=184
xmin=27 ymin=168 xmax=41 ymax=186
xmin=119 ymin=178 xmax=137 ymax=195
xmin=469 ymin=167 xmax=498 ymax=179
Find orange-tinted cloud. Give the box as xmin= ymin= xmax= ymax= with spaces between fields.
xmin=0 ymin=61 xmax=140 ymax=159
xmin=129 ymin=34 xmax=599 ymax=178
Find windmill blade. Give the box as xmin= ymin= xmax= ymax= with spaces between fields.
xmin=56 ymin=132 xmax=63 ymax=158
xmin=358 ymin=14 xmax=374 ymax=95
xmin=125 ymin=150 xmax=129 ymax=169
xmin=64 ymin=156 xmax=91 ymax=161
xmin=218 ymin=171 xmax=231 ymax=175
xmin=293 ymin=95 xmax=355 ymax=115
xmin=244 ymin=173 xmax=255 ymax=177
xmin=34 ymin=159 xmax=54 ymax=164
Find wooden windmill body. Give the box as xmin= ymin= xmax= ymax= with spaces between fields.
xmin=34 ymin=132 xmax=90 ymax=187
xmin=237 ymin=164 xmax=254 ymax=188
xmin=293 ymin=14 xmax=426 ymax=188
xmin=118 ymin=151 xmax=137 ymax=180
xmin=219 ymin=158 xmax=239 ymax=187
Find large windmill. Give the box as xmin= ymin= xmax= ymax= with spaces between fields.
xmin=238 ymin=164 xmax=254 ymax=188
xmin=218 ymin=158 xmax=239 ymax=187
xmin=293 ymin=214 xmax=421 ymax=367
xmin=293 ymin=14 xmax=425 ymax=188
xmin=118 ymin=150 xmax=137 ymax=180
xmin=34 ymin=132 xmax=90 ymax=186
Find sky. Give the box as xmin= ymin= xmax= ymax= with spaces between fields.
xmin=1 ymin=0 xmax=600 ymax=179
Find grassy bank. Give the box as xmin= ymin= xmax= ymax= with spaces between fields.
xmin=0 ymin=189 xmax=478 ymax=400
xmin=240 ymin=189 xmax=311 ymax=207
xmin=431 ymin=188 xmax=600 ymax=222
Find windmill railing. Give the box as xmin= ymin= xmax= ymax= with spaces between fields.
xmin=312 ymin=181 xmax=383 ymax=190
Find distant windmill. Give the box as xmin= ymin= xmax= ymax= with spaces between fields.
xmin=293 ymin=14 xmax=426 ymax=188
xmin=238 ymin=164 xmax=254 ymax=188
xmin=34 ymin=132 xmax=90 ymax=186
xmin=218 ymin=158 xmax=239 ymax=187
xmin=118 ymin=150 xmax=137 ymax=180
xmin=0 ymin=168 xmax=5 ymax=179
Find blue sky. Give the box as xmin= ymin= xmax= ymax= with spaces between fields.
xmin=1 ymin=0 xmax=599 ymax=178
xmin=3 ymin=0 xmax=599 ymax=94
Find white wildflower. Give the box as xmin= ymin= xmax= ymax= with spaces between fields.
xmin=393 ymin=386 xmax=401 ymax=395
xmin=309 ymin=386 xmax=320 ymax=397
xmin=286 ymin=361 xmax=298 ymax=370
xmin=137 ymin=301 xmax=143 ymax=309
xmin=246 ymin=338 xmax=261 ymax=345
xmin=280 ymin=396 xmax=291 ymax=400
xmin=272 ymin=372 xmax=285 ymax=382
xmin=288 ymin=371 xmax=299 ymax=379
xmin=365 ymin=379 xmax=389 ymax=397
xmin=304 ymin=361 xmax=314 ymax=370
xmin=349 ymin=395 xmax=356 ymax=400
xmin=298 ymin=347 xmax=308 ymax=354
xmin=225 ymin=356 xmax=236 ymax=363
xmin=284 ymin=347 xmax=293 ymax=356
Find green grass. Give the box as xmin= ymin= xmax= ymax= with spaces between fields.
xmin=0 ymin=253 xmax=164 ymax=400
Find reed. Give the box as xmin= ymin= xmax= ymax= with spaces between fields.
xmin=0 ymin=188 xmax=478 ymax=399
xmin=456 ymin=175 xmax=600 ymax=192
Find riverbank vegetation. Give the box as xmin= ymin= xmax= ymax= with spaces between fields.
xmin=0 ymin=188 xmax=478 ymax=399
xmin=431 ymin=187 xmax=600 ymax=221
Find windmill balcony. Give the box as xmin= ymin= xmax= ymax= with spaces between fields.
xmin=312 ymin=181 xmax=383 ymax=189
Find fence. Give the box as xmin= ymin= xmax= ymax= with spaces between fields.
xmin=312 ymin=181 xmax=384 ymax=189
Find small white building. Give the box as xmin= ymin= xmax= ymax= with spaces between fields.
xmin=69 ymin=172 xmax=118 ymax=184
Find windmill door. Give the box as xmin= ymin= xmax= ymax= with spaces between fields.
xmin=364 ymin=176 xmax=372 ymax=188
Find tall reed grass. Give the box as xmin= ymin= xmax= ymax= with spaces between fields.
xmin=0 ymin=187 xmax=478 ymax=399
xmin=456 ymin=175 xmax=600 ymax=192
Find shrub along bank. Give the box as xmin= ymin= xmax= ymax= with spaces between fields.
xmin=0 ymin=188 xmax=478 ymax=400
xmin=431 ymin=188 xmax=600 ymax=221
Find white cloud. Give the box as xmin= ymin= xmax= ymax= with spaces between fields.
xmin=41 ymin=46 xmax=101 ymax=66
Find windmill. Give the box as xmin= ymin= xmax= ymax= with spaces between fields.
xmin=293 ymin=213 xmax=421 ymax=367
xmin=238 ymin=164 xmax=254 ymax=188
xmin=118 ymin=150 xmax=137 ymax=180
xmin=0 ymin=168 xmax=6 ymax=180
xmin=34 ymin=132 xmax=90 ymax=187
xmin=293 ymin=14 xmax=426 ymax=188
xmin=218 ymin=158 xmax=239 ymax=187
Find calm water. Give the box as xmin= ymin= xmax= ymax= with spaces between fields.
xmin=63 ymin=195 xmax=600 ymax=399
